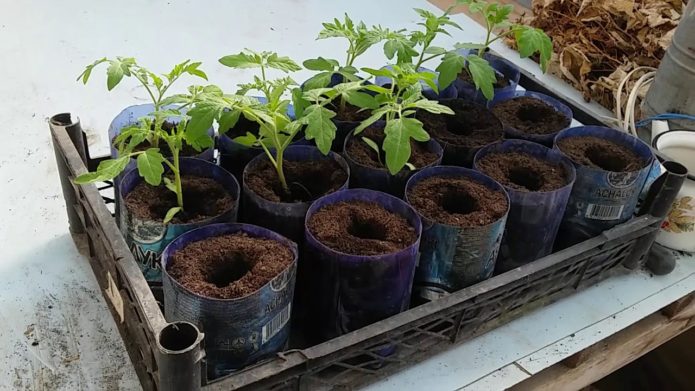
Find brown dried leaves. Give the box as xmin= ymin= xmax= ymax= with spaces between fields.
xmin=511 ymin=0 xmax=684 ymax=111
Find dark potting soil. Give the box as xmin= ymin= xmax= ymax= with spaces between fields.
xmin=124 ymin=175 xmax=235 ymax=224
xmin=477 ymin=152 xmax=569 ymax=192
xmin=307 ymin=201 xmax=417 ymax=256
xmin=492 ymin=97 xmax=570 ymax=135
xmin=345 ymin=125 xmax=439 ymax=170
xmin=418 ymin=101 xmax=503 ymax=147
xmin=557 ymin=136 xmax=648 ymax=172
xmin=167 ymin=232 xmax=293 ymax=299
xmin=458 ymin=69 xmax=509 ymax=88
xmin=408 ymin=176 xmax=508 ymax=227
xmin=332 ymin=102 xmax=371 ymax=122
xmin=245 ymin=159 xmax=348 ymax=203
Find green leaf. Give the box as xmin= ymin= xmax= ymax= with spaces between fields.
xmin=184 ymin=61 xmax=208 ymax=80
xmin=454 ymin=42 xmax=486 ymax=51
xmin=339 ymin=65 xmax=359 ymax=75
xmin=77 ymin=58 xmax=107 ymax=84
xmin=266 ymin=53 xmax=302 ymax=73
xmin=219 ymin=52 xmax=261 ymax=69
xmin=354 ymin=109 xmax=387 ymax=135
xmin=73 ymin=155 xmax=130 ymax=184
xmin=424 ymin=46 xmax=448 ymax=55
xmin=233 ymin=132 xmax=259 ymax=147
xmin=435 ymin=52 xmax=466 ymax=91
xmin=466 ymin=54 xmax=497 ymax=100
xmin=218 ymin=109 xmax=241 ymax=133
xmin=405 ymin=162 xmax=416 ymax=170
xmin=361 ymin=136 xmax=382 ymax=165
xmin=301 ymin=105 xmax=336 ymax=154
xmin=383 ymin=117 xmax=429 ymax=175
xmin=303 ymin=57 xmax=339 ymax=71
xmin=136 ymin=148 xmax=165 ymax=186
xmin=303 ymin=72 xmax=332 ymax=90
xmin=163 ymin=207 xmax=182 ymax=224
xmin=408 ymin=99 xmax=455 ymax=115
xmin=106 ymin=60 xmax=126 ymax=90
xmin=345 ymin=91 xmax=378 ymax=109
xmin=515 ymin=26 xmax=553 ymax=72
xmin=362 ymin=67 xmax=394 ymax=78
xmin=186 ymin=102 xmax=220 ymax=139
xmin=292 ymin=87 xmax=309 ymax=118
xmin=163 ymin=177 xmax=177 ymax=193
xmin=363 ymin=84 xmax=391 ymax=95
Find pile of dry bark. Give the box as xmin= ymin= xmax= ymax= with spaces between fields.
xmin=512 ymin=0 xmax=686 ymax=112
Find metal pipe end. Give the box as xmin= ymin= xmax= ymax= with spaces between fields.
xmin=157 ymin=321 xmax=204 ymax=355
xmin=661 ymin=160 xmax=688 ymax=177
xmin=49 ymin=113 xmax=80 ymax=127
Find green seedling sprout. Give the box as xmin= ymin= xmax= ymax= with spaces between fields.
xmin=74 ymin=59 xmax=213 ymax=223
xmin=350 ymin=65 xmax=454 ymax=175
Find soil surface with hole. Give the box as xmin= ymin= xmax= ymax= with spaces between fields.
xmin=167 ymin=233 xmax=294 ymax=299
xmin=458 ymin=69 xmax=509 ymax=88
xmin=408 ymin=176 xmax=508 ymax=227
xmin=492 ymin=97 xmax=570 ymax=135
xmin=345 ymin=125 xmax=439 ymax=170
xmin=418 ymin=100 xmax=503 ymax=147
xmin=477 ymin=152 xmax=570 ymax=192
xmin=245 ymin=159 xmax=348 ymax=203
xmin=124 ymin=175 xmax=235 ymax=224
xmin=332 ymin=102 xmax=371 ymax=122
xmin=307 ymin=201 xmax=417 ymax=255
xmin=557 ymin=136 xmax=647 ymax=172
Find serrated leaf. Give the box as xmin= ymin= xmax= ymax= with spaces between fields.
xmin=186 ymin=102 xmax=220 ymax=139
xmin=408 ymin=99 xmax=455 ymax=115
xmin=219 ymin=52 xmax=261 ymax=69
xmin=233 ymin=132 xmax=259 ymax=147
xmin=77 ymin=58 xmax=107 ymax=84
xmin=163 ymin=207 xmax=182 ymax=224
xmin=354 ymin=109 xmax=387 ymax=135
xmin=136 ymin=148 xmax=165 ymax=186
xmin=339 ymin=65 xmax=359 ymax=75
xmin=301 ymin=105 xmax=336 ymax=154
xmin=383 ymin=117 xmax=428 ymax=175
xmin=303 ymin=57 xmax=338 ymax=71
xmin=454 ymin=42 xmax=486 ymax=51
xmin=345 ymin=91 xmax=378 ymax=109
xmin=363 ymin=84 xmax=391 ymax=95
xmin=435 ymin=52 xmax=466 ymax=91
xmin=303 ymin=72 xmax=332 ymax=90
xmin=362 ymin=67 xmax=394 ymax=78
xmin=73 ymin=155 xmax=130 ymax=184
xmin=106 ymin=60 xmax=126 ymax=90
xmin=515 ymin=26 xmax=553 ymax=72
xmin=218 ymin=109 xmax=241 ymax=133
xmin=163 ymin=177 xmax=177 ymax=193
xmin=266 ymin=53 xmax=302 ymax=73
xmin=292 ymin=87 xmax=309 ymax=118
xmin=466 ymin=54 xmax=496 ymax=100
xmin=424 ymin=46 xmax=448 ymax=55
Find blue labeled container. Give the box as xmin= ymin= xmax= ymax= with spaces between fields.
xmin=405 ymin=166 xmax=509 ymax=300
xmin=218 ymin=96 xmax=299 ymax=182
xmin=454 ymin=50 xmax=520 ymax=103
xmin=343 ymin=126 xmax=444 ymax=197
xmin=554 ymin=126 xmax=654 ymax=247
xmin=303 ymin=189 xmax=422 ymax=343
xmin=489 ymin=91 xmax=573 ymax=146
xmin=161 ymin=223 xmax=297 ymax=379
xmin=474 ymin=140 xmax=576 ymax=272
xmin=109 ymin=104 xmax=215 ymax=219
xmin=374 ymin=65 xmax=458 ymax=100
xmin=241 ymin=145 xmax=350 ymax=244
xmin=119 ymin=158 xmax=239 ymax=283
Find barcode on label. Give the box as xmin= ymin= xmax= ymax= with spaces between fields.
xmin=262 ymin=304 xmax=291 ymax=344
xmin=586 ymin=204 xmax=624 ymax=220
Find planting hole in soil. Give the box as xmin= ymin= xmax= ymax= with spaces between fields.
xmin=408 ymin=176 xmax=508 ymax=227
xmin=124 ymin=175 xmax=235 ymax=224
xmin=508 ymin=167 xmax=543 ymax=191
xmin=158 ymin=322 xmax=199 ymax=352
xmin=245 ymin=159 xmax=348 ymax=203
xmin=492 ymin=97 xmax=571 ymax=135
xmin=168 ymin=233 xmax=293 ymax=299
xmin=332 ymin=102 xmax=371 ymax=122
xmin=307 ymin=201 xmax=417 ymax=255
xmin=477 ymin=152 xmax=569 ymax=192
xmin=345 ymin=125 xmax=438 ymax=169
xmin=418 ymin=101 xmax=503 ymax=148
xmin=557 ymin=136 xmax=646 ymax=172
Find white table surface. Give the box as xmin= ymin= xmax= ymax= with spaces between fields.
xmin=0 ymin=0 xmax=692 ymax=390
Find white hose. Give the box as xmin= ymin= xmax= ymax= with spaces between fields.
xmin=615 ymin=66 xmax=657 ymax=136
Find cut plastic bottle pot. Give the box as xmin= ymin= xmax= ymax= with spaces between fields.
xmin=554 ymin=126 xmax=654 ymax=248
xmin=405 ymin=166 xmax=509 ymax=300
xmin=343 ymin=126 xmax=444 ymax=198
xmin=161 ymin=223 xmax=297 ymax=379
xmin=241 ymin=145 xmax=350 ymax=244
xmin=119 ymin=157 xmax=239 ymax=283
xmin=489 ymin=91 xmax=572 ymax=146
xmin=303 ymin=189 xmax=422 ymax=343
xmin=474 ymin=140 xmax=576 ymax=272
